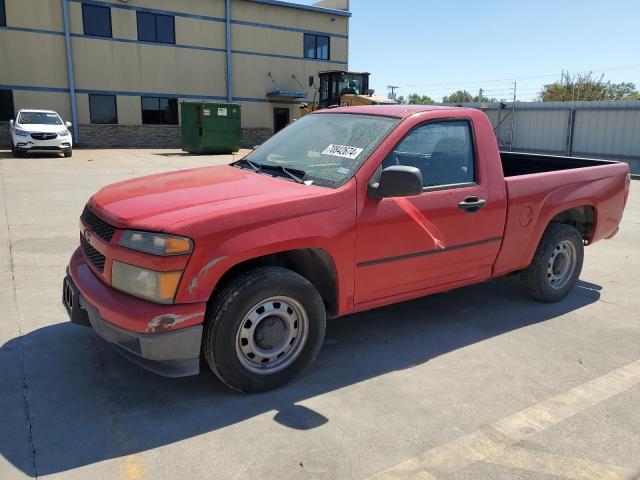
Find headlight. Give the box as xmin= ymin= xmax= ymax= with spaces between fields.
xmin=14 ymin=129 xmax=30 ymax=137
xmin=111 ymin=261 xmax=182 ymax=304
xmin=58 ymin=129 xmax=70 ymax=136
xmin=119 ymin=230 xmax=193 ymax=256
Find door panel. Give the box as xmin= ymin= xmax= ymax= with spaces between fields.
xmin=354 ymin=120 xmax=503 ymax=304
xmin=355 ymin=185 xmax=502 ymax=303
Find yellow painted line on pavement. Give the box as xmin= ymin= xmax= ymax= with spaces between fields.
xmin=371 ymin=359 xmax=640 ymax=480
xmin=482 ymin=442 xmax=636 ymax=480
xmin=121 ymin=454 xmax=147 ymax=480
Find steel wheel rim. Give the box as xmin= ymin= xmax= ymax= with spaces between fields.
xmin=547 ymin=240 xmax=577 ymax=290
xmin=235 ymin=296 xmax=309 ymax=375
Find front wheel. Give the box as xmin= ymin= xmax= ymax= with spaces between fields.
xmin=11 ymin=142 xmax=23 ymax=157
xmin=203 ymin=267 xmax=326 ymax=393
xmin=520 ymin=223 xmax=584 ymax=302
xmin=63 ymin=149 xmax=73 ymax=157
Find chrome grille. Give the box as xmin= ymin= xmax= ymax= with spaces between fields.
xmin=30 ymin=132 xmax=58 ymax=140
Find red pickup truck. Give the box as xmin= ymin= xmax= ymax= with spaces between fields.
xmin=63 ymin=105 xmax=630 ymax=392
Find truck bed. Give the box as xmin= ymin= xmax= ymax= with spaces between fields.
xmin=492 ymin=151 xmax=629 ymax=277
xmin=500 ymin=151 xmax=616 ymax=177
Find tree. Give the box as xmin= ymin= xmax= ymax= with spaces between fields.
xmin=539 ymin=72 xmax=639 ymax=101
xmin=406 ymin=93 xmax=434 ymax=104
xmin=442 ymin=90 xmax=474 ymax=104
xmin=441 ymin=90 xmax=498 ymax=104
xmin=395 ymin=94 xmax=434 ymax=105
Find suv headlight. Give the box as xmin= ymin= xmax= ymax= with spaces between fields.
xmin=58 ymin=129 xmax=70 ymax=136
xmin=14 ymin=129 xmax=30 ymax=137
xmin=111 ymin=261 xmax=182 ymax=304
xmin=119 ymin=231 xmax=193 ymax=256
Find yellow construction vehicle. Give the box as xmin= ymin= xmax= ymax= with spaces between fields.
xmin=300 ymin=70 xmax=396 ymax=116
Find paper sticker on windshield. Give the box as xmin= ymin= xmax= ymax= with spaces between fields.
xmin=337 ymin=167 xmax=350 ymax=175
xmin=322 ymin=144 xmax=364 ymax=160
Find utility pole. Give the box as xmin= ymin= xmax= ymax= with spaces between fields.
xmin=478 ymin=88 xmax=484 ymax=104
xmin=387 ymin=85 xmax=399 ymax=101
xmin=510 ymin=82 xmax=517 ymax=152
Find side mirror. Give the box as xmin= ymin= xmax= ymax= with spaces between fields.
xmin=9 ymin=119 xmax=13 ymax=127
xmin=65 ymin=121 xmax=72 ymax=128
xmin=368 ymin=166 xmax=423 ymax=199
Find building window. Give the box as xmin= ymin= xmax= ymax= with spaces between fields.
xmin=89 ymin=94 xmax=118 ymax=124
xmin=303 ymin=33 xmax=330 ymax=60
xmin=0 ymin=89 xmax=14 ymax=121
xmin=141 ymin=97 xmax=178 ymax=125
xmin=0 ymin=0 xmax=6 ymax=27
xmin=137 ymin=11 xmax=175 ymax=44
xmin=82 ymin=4 xmax=112 ymax=37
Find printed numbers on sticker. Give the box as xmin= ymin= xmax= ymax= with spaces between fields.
xmin=322 ymin=144 xmax=364 ymax=160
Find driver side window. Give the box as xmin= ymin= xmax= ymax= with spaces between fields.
xmin=382 ymin=121 xmax=475 ymax=188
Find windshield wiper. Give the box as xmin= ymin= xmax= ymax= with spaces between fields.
xmin=233 ymin=158 xmax=262 ymax=173
xmin=261 ymin=164 xmax=306 ymax=184
xmin=233 ymin=159 xmax=306 ymax=184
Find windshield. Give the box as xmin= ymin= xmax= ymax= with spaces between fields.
xmin=240 ymin=113 xmax=400 ymax=188
xmin=18 ymin=112 xmax=63 ymax=125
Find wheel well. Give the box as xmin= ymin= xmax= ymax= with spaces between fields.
xmin=211 ymin=249 xmax=339 ymax=318
xmin=550 ymin=205 xmax=595 ymax=242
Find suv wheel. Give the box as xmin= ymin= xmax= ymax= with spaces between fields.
xmin=203 ymin=267 xmax=326 ymax=393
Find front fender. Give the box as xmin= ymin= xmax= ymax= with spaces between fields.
xmin=173 ymin=190 xmax=357 ymax=314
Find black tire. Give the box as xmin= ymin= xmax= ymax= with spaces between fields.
xmin=520 ymin=222 xmax=584 ymax=302
xmin=203 ymin=267 xmax=326 ymax=393
xmin=64 ymin=149 xmax=73 ymax=158
xmin=11 ymin=143 xmax=22 ymax=158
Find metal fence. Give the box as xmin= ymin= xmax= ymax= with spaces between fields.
xmin=451 ymin=101 xmax=640 ymax=174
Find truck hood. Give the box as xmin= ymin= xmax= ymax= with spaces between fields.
xmin=88 ymin=164 xmax=331 ymax=232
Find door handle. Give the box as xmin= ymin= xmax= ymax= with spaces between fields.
xmin=458 ymin=196 xmax=487 ymax=213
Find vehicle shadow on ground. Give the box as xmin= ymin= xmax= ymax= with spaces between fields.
xmin=0 ymin=151 xmax=64 ymax=159
xmin=0 ymin=277 xmax=601 ymax=477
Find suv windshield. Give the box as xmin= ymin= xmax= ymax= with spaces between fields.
xmin=18 ymin=112 xmax=63 ymax=125
xmin=239 ymin=113 xmax=399 ymax=188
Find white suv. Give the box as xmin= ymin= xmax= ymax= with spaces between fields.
xmin=9 ymin=109 xmax=73 ymax=157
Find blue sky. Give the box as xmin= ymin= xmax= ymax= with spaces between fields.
xmin=299 ymin=0 xmax=640 ymax=101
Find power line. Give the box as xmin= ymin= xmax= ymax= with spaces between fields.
xmin=401 ymin=63 xmax=640 ymax=89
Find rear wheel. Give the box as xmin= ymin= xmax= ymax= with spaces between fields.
xmin=203 ymin=267 xmax=326 ymax=393
xmin=520 ymin=223 xmax=584 ymax=302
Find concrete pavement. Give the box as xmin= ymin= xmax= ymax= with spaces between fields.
xmin=0 ymin=149 xmax=638 ymax=480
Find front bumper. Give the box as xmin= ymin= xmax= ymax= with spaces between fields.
xmin=13 ymin=135 xmax=72 ymax=152
xmin=64 ymin=249 xmax=206 ymax=377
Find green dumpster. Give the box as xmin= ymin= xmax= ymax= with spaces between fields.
xmin=181 ymin=102 xmax=241 ymax=154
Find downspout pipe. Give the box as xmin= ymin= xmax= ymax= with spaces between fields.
xmin=225 ymin=0 xmax=233 ymax=103
xmin=62 ymin=0 xmax=79 ymax=144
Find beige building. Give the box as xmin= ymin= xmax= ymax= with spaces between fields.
xmin=0 ymin=0 xmax=350 ymax=147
